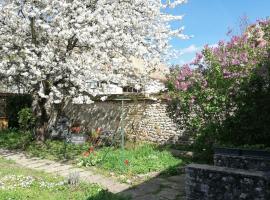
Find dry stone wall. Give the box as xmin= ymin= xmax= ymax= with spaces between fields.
xmin=58 ymin=99 xmax=189 ymax=144
xmin=214 ymin=154 xmax=270 ymax=172
xmin=186 ymin=164 xmax=270 ymax=200
xmin=186 ymin=148 xmax=270 ymax=200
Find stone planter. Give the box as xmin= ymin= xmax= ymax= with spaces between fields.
xmin=70 ymin=134 xmax=88 ymax=145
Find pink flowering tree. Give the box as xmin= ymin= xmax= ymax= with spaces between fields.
xmin=167 ymin=19 xmax=270 ymax=155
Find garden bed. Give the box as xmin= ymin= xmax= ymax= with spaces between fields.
xmin=0 ymin=130 xmax=186 ymax=184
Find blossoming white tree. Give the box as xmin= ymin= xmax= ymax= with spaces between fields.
xmin=0 ymin=0 xmax=188 ymax=140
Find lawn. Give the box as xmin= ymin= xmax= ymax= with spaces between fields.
xmin=78 ymin=144 xmax=183 ymax=177
xmin=0 ymin=130 xmax=186 ymax=182
xmin=0 ymin=157 xmax=128 ymax=200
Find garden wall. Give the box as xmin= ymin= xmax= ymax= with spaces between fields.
xmin=185 ymin=164 xmax=270 ymax=200
xmin=56 ymin=99 xmax=189 ymax=144
xmin=214 ymin=153 xmax=270 ymax=172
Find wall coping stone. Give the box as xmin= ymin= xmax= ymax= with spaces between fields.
xmin=214 ymin=153 xmax=270 ymax=161
xmin=214 ymin=147 xmax=270 ymax=159
xmin=186 ymin=164 xmax=270 ymax=179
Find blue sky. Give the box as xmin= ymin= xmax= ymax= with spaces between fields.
xmin=168 ymin=0 xmax=270 ymax=65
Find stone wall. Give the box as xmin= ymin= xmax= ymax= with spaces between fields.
xmin=185 ymin=164 xmax=270 ymax=200
xmin=57 ymin=99 xmax=189 ymax=144
xmin=214 ymin=154 xmax=270 ymax=172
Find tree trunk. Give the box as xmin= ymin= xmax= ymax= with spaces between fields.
xmin=32 ymin=82 xmax=51 ymax=142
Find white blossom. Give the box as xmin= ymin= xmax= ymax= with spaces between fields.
xmin=0 ymin=0 xmax=188 ymax=108
xmin=100 ymin=96 xmax=108 ymax=101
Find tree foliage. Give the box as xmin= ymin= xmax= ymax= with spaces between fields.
xmin=167 ymin=19 xmax=270 ymax=160
xmin=0 ymin=0 xmax=188 ymax=139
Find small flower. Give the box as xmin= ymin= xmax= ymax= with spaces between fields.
xmin=71 ymin=126 xmax=81 ymax=133
xmin=83 ymin=152 xmax=90 ymax=157
xmin=218 ymin=40 xmax=225 ymax=46
xmin=124 ymin=159 xmax=129 ymax=166
xmin=192 ymin=53 xmax=203 ymax=65
xmin=257 ymin=39 xmax=267 ymax=48
xmin=226 ymin=27 xmax=233 ymax=36
xmin=89 ymin=147 xmax=95 ymax=153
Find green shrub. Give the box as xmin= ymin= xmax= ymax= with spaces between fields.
xmin=218 ymin=60 xmax=270 ymax=147
xmin=18 ymin=108 xmax=36 ymax=131
xmin=167 ymin=19 xmax=270 ymax=163
xmin=0 ymin=129 xmax=33 ymax=150
xmin=6 ymin=94 xmax=32 ymax=128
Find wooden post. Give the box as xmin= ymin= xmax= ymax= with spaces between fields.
xmin=121 ymin=99 xmax=125 ymax=150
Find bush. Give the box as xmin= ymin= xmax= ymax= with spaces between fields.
xmin=18 ymin=108 xmax=36 ymax=131
xmin=167 ymin=19 xmax=270 ymax=162
xmin=6 ymin=94 xmax=32 ymax=128
xmin=218 ymin=60 xmax=270 ymax=146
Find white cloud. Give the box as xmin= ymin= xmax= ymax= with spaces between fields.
xmin=169 ymin=43 xmax=218 ymax=66
xmin=180 ymin=44 xmax=202 ymax=55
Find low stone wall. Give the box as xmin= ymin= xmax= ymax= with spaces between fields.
xmin=214 ymin=154 xmax=270 ymax=172
xmin=185 ymin=164 xmax=270 ymax=200
xmin=55 ymin=99 xmax=189 ymax=144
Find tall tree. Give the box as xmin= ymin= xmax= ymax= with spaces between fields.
xmin=0 ymin=0 xmax=188 ymax=140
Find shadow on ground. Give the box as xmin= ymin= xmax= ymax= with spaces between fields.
xmin=117 ymin=164 xmax=186 ymax=200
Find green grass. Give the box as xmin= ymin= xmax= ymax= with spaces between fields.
xmin=79 ymin=144 xmax=182 ymax=176
xmin=0 ymin=129 xmax=33 ymax=150
xmin=0 ymin=157 xmax=128 ymax=200
xmin=0 ymin=129 xmax=89 ymax=161
xmin=0 ymin=130 xmax=185 ymax=179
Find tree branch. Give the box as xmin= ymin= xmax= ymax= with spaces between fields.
xmin=30 ymin=17 xmax=37 ymax=45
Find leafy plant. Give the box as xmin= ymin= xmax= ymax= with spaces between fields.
xmin=78 ymin=147 xmax=102 ymax=166
xmin=18 ymin=108 xmax=36 ymax=131
xmin=78 ymin=144 xmax=183 ymax=176
xmin=6 ymin=94 xmax=32 ymax=128
xmin=167 ymin=18 xmax=270 ymax=162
